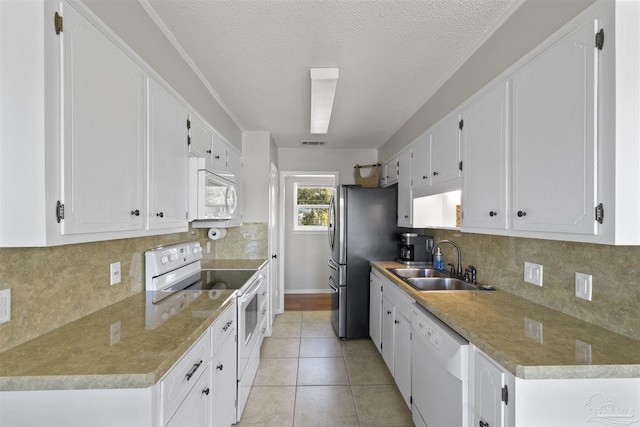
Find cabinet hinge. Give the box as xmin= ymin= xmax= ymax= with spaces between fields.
xmin=502 ymin=385 xmax=509 ymax=405
xmin=459 ymin=119 xmax=464 ymax=130
xmin=459 ymin=160 xmax=463 ymax=171
xmin=56 ymin=201 xmax=64 ymax=223
xmin=595 ymin=203 xmax=604 ymax=224
xmin=410 ymin=396 xmax=413 ymax=405
xmin=186 ymin=118 xmax=191 ymax=146
xmin=54 ymin=12 xmax=63 ymax=35
xmin=595 ymin=29 xmax=604 ymax=50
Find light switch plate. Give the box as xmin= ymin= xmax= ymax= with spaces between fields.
xmin=524 ymin=262 xmax=543 ymax=286
xmin=110 ymin=262 xmax=121 ymax=286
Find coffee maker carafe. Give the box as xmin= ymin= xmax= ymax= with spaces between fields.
xmin=398 ymin=233 xmax=434 ymax=265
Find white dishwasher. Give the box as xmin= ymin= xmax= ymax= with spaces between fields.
xmin=411 ymin=303 xmax=469 ymax=427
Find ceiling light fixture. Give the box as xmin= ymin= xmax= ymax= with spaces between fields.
xmin=310 ymin=68 xmax=339 ymax=134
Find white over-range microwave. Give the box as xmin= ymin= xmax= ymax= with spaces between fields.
xmin=188 ymin=157 xmax=238 ymax=224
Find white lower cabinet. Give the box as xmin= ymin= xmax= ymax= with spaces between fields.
xmin=210 ymin=303 xmax=237 ymax=427
xmin=369 ymin=271 xmax=383 ymax=352
xmin=471 ymin=345 xmax=514 ymax=427
xmin=371 ymin=271 xmax=413 ymax=408
xmin=165 ymin=367 xmax=211 ymax=427
xmin=470 ymin=344 xmax=640 ymax=427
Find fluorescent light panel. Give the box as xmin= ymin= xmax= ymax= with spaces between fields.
xmin=310 ymin=68 xmax=339 ymax=134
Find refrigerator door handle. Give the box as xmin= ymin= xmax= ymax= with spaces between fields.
xmin=328 ymin=258 xmax=339 ymax=271
xmin=328 ymin=277 xmax=338 ymax=292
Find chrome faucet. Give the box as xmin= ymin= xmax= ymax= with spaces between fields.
xmin=432 ymin=240 xmax=462 ymax=277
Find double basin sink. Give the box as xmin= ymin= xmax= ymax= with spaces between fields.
xmin=387 ymin=267 xmax=492 ymax=292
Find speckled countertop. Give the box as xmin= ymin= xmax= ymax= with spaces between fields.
xmin=372 ymin=261 xmax=640 ymax=380
xmin=0 ymin=290 xmax=236 ymax=392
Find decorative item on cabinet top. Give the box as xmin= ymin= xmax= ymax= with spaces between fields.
xmin=354 ymin=163 xmax=381 ymax=188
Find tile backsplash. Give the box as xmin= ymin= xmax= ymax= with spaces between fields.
xmin=0 ymin=223 xmax=269 ymax=353
xmin=0 ymin=231 xmax=209 ymax=352
xmin=425 ymin=229 xmax=640 ymax=340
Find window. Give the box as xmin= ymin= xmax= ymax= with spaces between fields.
xmin=294 ymin=184 xmax=333 ymax=231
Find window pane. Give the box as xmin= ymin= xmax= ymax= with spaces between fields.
xmin=297 ymin=186 xmax=332 ymax=205
xmin=298 ymin=207 xmax=329 ymax=226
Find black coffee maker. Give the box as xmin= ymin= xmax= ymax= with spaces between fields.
xmin=398 ymin=233 xmax=434 ymax=265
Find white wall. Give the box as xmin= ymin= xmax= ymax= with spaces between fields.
xmin=243 ymin=131 xmax=278 ymax=223
xmin=278 ymin=148 xmax=377 ymax=185
xmin=283 ymin=174 xmax=336 ymax=293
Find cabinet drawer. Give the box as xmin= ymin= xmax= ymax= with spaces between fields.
xmin=161 ymin=330 xmax=211 ymax=424
xmin=211 ymin=303 xmax=236 ymax=352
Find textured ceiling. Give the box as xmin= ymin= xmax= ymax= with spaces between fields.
xmin=142 ymin=0 xmax=520 ymax=149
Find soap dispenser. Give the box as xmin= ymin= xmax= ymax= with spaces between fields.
xmin=434 ymin=248 xmax=444 ymax=271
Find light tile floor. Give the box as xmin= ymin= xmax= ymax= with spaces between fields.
xmin=236 ymin=311 xmax=414 ymax=427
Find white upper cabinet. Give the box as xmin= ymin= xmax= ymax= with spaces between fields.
xmin=211 ymin=133 xmax=229 ymax=173
xmin=147 ymin=80 xmax=189 ymax=231
xmin=511 ymin=15 xmax=597 ymax=236
xmin=188 ymin=114 xmax=214 ymax=162
xmin=430 ymin=113 xmax=461 ymax=186
xmin=381 ymin=157 xmax=399 ymax=187
xmin=411 ymin=133 xmax=430 ymax=190
xmin=397 ymin=148 xmax=413 ymax=227
xmin=60 ymin=3 xmax=147 ymax=235
xmin=461 ymin=81 xmax=509 ymax=231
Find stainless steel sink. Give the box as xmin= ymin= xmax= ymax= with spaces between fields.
xmin=406 ymin=277 xmax=478 ymax=292
xmin=387 ymin=267 xmax=447 ymax=278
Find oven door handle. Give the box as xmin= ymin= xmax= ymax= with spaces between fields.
xmin=238 ymin=274 xmax=264 ymax=304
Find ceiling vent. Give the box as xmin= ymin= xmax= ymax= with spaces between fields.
xmin=301 ymin=141 xmax=325 ymax=146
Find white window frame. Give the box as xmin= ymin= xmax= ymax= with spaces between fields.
xmin=293 ymin=183 xmax=332 ymax=232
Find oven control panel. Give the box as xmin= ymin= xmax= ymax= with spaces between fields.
xmin=145 ymin=241 xmax=203 ymax=283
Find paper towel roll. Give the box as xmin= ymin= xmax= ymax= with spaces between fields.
xmin=208 ymin=228 xmax=227 ymax=240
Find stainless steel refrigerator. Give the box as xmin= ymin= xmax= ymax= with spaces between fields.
xmin=328 ymin=185 xmax=399 ymax=339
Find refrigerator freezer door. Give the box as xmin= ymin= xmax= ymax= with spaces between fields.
xmin=328 ymin=276 xmax=345 ymax=337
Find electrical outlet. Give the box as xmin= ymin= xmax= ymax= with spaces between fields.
xmin=524 ymin=317 xmax=543 ymax=344
xmin=0 ymin=288 xmax=11 ymax=324
xmin=110 ymin=262 xmax=121 ymax=286
xmin=575 ymin=272 xmax=592 ymax=301
xmin=110 ymin=320 xmax=121 ymax=346
xmin=524 ymin=262 xmax=543 ymax=286
xmin=206 ymin=241 xmax=211 ymax=254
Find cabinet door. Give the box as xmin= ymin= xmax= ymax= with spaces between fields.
xmin=411 ymin=134 xmax=430 ymax=189
xmin=381 ymin=297 xmax=395 ymax=374
xmin=223 ymin=148 xmax=243 ymax=227
xmin=369 ymin=272 xmax=383 ymax=353
xmin=397 ymin=149 xmax=412 ymax=227
xmin=166 ymin=367 xmax=211 ymax=427
xmin=473 ymin=351 xmax=506 ymax=427
xmin=394 ymin=312 xmax=412 ymax=408
xmin=212 ymin=333 xmax=237 ymax=427
xmin=462 ymin=82 xmax=509 ymax=230
xmin=430 ymin=113 xmax=461 ymax=186
xmin=189 ymin=114 xmax=214 ymax=164
xmin=148 ymin=80 xmax=189 ymax=230
xmin=211 ymin=134 xmax=228 ymax=172
xmin=512 ymin=18 xmax=597 ymax=235
xmin=61 ymin=4 xmax=145 ymax=235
